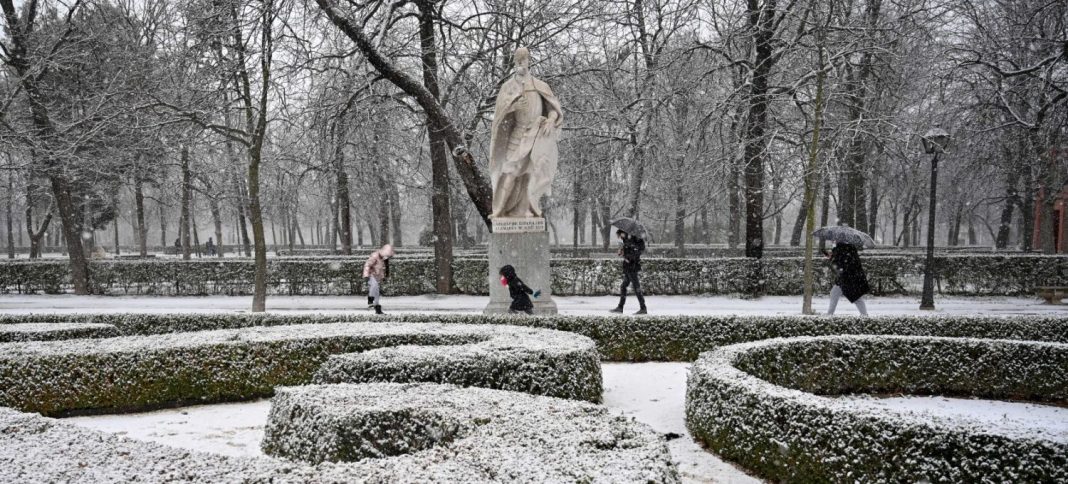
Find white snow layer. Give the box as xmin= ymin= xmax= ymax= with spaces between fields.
xmin=0 ymin=294 xmax=1063 ymax=316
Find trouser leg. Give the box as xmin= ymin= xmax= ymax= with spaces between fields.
xmin=629 ymin=270 xmax=646 ymax=309
xmin=618 ymin=273 xmax=631 ymax=308
xmin=854 ymin=296 xmax=868 ymax=316
xmin=368 ymin=277 xmax=381 ymax=306
xmin=827 ymin=285 xmax=842 ymax=315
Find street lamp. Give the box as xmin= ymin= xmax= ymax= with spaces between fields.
xmin=919 ymin=128 xmax=950 ymax=310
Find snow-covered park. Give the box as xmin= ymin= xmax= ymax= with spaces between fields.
xmin=1 ymin=0 xmax=1067 ymax=479
xmin=1 ymin=293 xmax=1065 ymax=482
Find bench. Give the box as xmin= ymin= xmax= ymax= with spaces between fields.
xmin=1035 ymin=286 xmax=1068 ymax=304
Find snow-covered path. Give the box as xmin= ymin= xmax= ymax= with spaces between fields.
xmin=0 ymin=294 xmax=1064 ymax=316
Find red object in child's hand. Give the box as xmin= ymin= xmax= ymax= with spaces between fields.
xmin=500 ymin=276 xmax=508 ymax=287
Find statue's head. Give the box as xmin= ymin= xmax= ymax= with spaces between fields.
xmin=514 ymin=47 xmax=530 ymax=76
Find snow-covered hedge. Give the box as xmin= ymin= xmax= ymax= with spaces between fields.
xmin=686 ymin=335 xmax=1068 ymax=482
xmin=2 ymin=254 xmax=1065 ymax=296
xmin=314 ymin=332 xmax=601 ymax=402
xmin=0 ymin=322 xmax=118 ymax=342
xmin=0 ymin=323 xmax=600 ymax=415
xmin=261 ymin=383 xmax=677 ymax=481
xmin=2 ymin=312 xmax=1066 ymax=362
xmin=0 ymin=384 xmax=677 ymax=483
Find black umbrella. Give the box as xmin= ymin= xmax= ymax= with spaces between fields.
xmin=611 ymin=217 xmax=648 ymax=239
xmin=812 ymin=226 xmax=875 ymax=249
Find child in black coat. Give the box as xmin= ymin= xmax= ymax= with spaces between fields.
xmin=499 ymin=265 xmax=541 ymax=315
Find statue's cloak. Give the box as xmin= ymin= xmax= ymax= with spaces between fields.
xmin=488 ymin=75 xmax=563 ymax=217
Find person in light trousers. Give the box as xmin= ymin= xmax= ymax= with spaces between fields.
xmin=363 ymin=244 xmax=395 ymax=315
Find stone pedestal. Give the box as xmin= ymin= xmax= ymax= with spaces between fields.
xmin=484 ymin=220 xmax=557 ymax=315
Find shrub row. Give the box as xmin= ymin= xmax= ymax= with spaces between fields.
xmin=686 ymin=335 xmax=1068 ymax=481
xmin=0 ymin=323 xmax=119 ymax=342
xmin=2 ymin=312 xmax=1066 ymax=362
xmin=0 ymin=322 xmax=600 ymax=416
xmin=260 ymin=383 xmax=676 ymax=481
xmin=1 ymin=254 xmax=1065 ymax=296
xmin=0 ymin=383 xmax=676 ymax=483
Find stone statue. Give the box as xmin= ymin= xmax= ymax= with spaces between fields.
xmin=489 ymin=47 xmax=563 ymax=219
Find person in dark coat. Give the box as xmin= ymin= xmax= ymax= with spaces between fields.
xmin=205 ymin=237 xmax=216 ymax=257
xmin=499 ymin=265 xmax=540 ymax=315
xmin=610 ymin=230 xmax=647 ymax=315
xmin=825 ymin=242 xmax=870 ymax=315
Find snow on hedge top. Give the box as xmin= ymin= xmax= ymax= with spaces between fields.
xmin=0 ymin=322 xmax=591 ymax=357
xmin=0 ymin=383 xmax=678 ymax=483
xmin=0 ymin=322 xmax=118 ymax=342
xmin=691 ymin=334 xmax=1068 ymax=443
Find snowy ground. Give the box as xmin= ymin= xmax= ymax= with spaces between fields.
xmin=64 ymin=363 xmax=760 ymax=483
xmin=0 ymin=294 xmax=1064 ymax=316
xmin=837 ymin=395 xmax=1068 ymax=443
xmin=63 ymin=362 xmax=1068 ymax=483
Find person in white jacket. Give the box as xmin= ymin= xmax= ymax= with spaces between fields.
xmin=363 ymin=244 xmax=395 ymax=314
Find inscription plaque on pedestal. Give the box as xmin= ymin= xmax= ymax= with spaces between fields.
xmin=492 ymin=217 xmax=547 ymax=234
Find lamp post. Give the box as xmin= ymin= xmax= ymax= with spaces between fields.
xmin=919 ymin=128 xmax=950 ymax=310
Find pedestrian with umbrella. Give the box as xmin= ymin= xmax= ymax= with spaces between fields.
xmin=609 ymin=217 xmax=648 ymax=315
xmin=813 ymin=226 xmax=872 ymax=316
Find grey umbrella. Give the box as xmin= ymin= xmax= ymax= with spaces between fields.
xmin=611 ymin=217 xmax=648 ymax=238
xmin=812 ymin=226 xmax=875 ymax=249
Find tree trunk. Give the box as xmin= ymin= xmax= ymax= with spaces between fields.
xmin=180 ymin=146 xmax=192 ymax=260
xmin=337 ymin=165 xmax=352 ymax=255
xmin=790 ymin=202 xmax=806 ymax=246
xmin=599 ymin=194 xmax=611 ymax=252
xmin=51 ymin=175 xmax=91 ymax=293
xmin=235 ymin=172 xmax=252 ymax=256
xmin=25 ymin=185 xmax=52 ymax=260
xmin=572 ymin=174 xmax=582 ymax=249
xmin=418 ymin=0 xmax=453 ymax=293
xmin=868 ymin=180 xmax=880 ymax=239
xmin=378 ymin=177 xmax=390 ymax=247
xmin=389 ymin=182 xmax=402 ymax=247
xmin=1021 ymin=167 xmax=1036 ymax=252
xmin=801 ymin=31 xmax=826 ymax=315
xmin=6 ymin=171 xmax=14 ymax=259
xmin=191 ymin=195 xmax=202 ymax=258
xmin=819 ymin=174 xmax=830 ymax=252
xmin=674 ymin=157 xmax=686 ymax=254
xmin=728 ymin=162 xmax=741 ymax=248
xmin=134 ymin=177 xmax=147 ymax=256
xmin=112 ymin=217 xmax=120 ymax=256
xmin=741 ymin=0 xmax=779 ymax=259
xmin=208 ymin=192 xmax=224 ymax=257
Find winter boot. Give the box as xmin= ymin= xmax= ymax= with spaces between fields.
xmin=367 ymin=297 xmax=374 ymax=308
xmin=634 ymin=308 xmax=647 ymax=315
xmin=374 ymin=305 xmax=385 ymax=315
xmin=610 ymin=296 xmax=625 ymax=313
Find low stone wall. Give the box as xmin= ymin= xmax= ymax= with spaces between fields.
xmin=686 ymin=335 xmax=1068 ymax=481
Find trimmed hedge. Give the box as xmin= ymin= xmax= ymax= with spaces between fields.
xmin=2 ymin=312 xmax=1067 ymax=362
xmin=260 ymin=383 xmax=677 ymax=481
xmin=2 ymin=254 xmax=1064 ymax=296
xmin=0 ymin=323 xmax=601 ymax=416
xmin=686 ymin=335 xmax=1068 ymax=482
xmin=0 ymin=383 xmax=677 ymax=483
xmin=0 ymin=322 xmax=118 ymax=342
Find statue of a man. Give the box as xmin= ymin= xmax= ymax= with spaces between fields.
xmin=489 ymin=47 xmax=563 ymax=219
